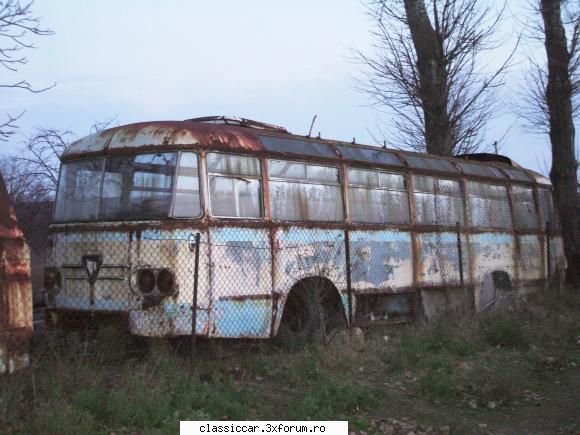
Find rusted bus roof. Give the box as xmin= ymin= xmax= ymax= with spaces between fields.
xmin=63 ymin=120 xmax=266 ymax=159
xmin=0 ymin=173 xmax=25 ymax=240
xmin=61 ymin=118 xmax=549 ymax=186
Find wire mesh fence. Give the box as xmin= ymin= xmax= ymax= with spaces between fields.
xmin=1 ymin=220 xmax=568 ymax=369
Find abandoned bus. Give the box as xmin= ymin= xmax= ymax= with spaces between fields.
xmin=43 ymin=117 xmax=564 ymax=338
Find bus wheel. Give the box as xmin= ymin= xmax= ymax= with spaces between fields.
xmin=276 ymin=278 xmax=346 ymax=348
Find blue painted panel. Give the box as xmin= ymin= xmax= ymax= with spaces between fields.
xmin=211 ymin=298 xmax=272 ymax=338
xmin=276 ymin=228 xmax=344 ymax=243
xmin=417 ymin=232 xmax=469 ymax=284
xmin=349 ymin=230 xmax=413 ymax=289
xmin=142 ymin=229 xmax=205 ymax=241
xmin=470 ymin=233 xmax=513 ymax=246
xmin=210 ymin=227 xmax=272 ymax=297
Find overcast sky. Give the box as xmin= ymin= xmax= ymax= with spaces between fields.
xmin=2 ymin=0 xmax=570 ymax=174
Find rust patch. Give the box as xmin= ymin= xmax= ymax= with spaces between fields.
xmin=0 ymin=173 xmax=32 ymax=375
xmin=218 ymin=293 xmax=272 ymax=301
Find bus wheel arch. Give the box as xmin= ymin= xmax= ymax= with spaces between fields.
xmin=479 ymin=270 xmax=513 ymax=309
xmin=275 ymin=277 xmax=347 ymax=342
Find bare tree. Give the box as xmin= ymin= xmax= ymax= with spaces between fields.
xmin=14 ymin=128 xmax=73 ymax=195
xmin=519 ymin=2 xmax=579 ymax=134
xmin=0 ymin=0 xmax=53 ymax=141
xmin=4 ymin=118 xmax=117 ymax=196
xmin=89 ymin=116 xmax=118 ymax=135
xmin=529 ymin=0 xmax=579 ymax=286
xmin=356 ymin=0 xmax=514 ymax=156
xmin=0 ymin=155 xmax=50 ymax=202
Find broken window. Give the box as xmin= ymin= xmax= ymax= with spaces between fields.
xmin=54 ymin=158 xmax=104 ymax=221
xmin=537 ymin=188 xmax=560 ymax=230
xmin=172 ymin=152 xmax=201 ymax=218
xmin=207 ymin=153 xmax=262 ymax=218
xmin=467 ymin=181 xmax=512 ymax=229
xmin=511 ymin=186 xmax=538 ymax=229
xmin=348 ymin=168 xmax=410 ymax=224
xmin=413 ymin=175 xmax=464 ymax=226
xmin=268 ymin=160 xmax=343 ymax=221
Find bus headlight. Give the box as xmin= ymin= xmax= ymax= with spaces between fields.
xmin=44 ymin=268 xmax=62 ymax=293
xmin=137 ymin=269 xmax=155 ymax=294
xmin=157 ymin=269 xmax=175 ymax=295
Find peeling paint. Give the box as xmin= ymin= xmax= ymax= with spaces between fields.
xmin=44 ymin=118 xmax=567 ymax=339
xmin=0 ymin=174 xmax=32 ymax=375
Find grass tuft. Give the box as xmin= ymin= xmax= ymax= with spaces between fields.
xmin=480 ymin=316 xmax=529 ymax=349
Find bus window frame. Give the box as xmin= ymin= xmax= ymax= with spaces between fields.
xmin=465 ymin=180 xmax=513 ymax=230
xmin=347 ymin=167 xmax=410 ymax=224
xmin=510 ymin=183 xmax=539 ymax=230
xmin=411 ymin=174 xmax=465 ymax=227
xmin=170 ymin=151 xmax=204 ymax=220
xmin=206 ymin=151 xmax=265 ymax=220
xmin=267 ymin=158 xmax=344 ymax=223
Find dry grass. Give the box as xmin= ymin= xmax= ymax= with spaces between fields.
xmin=1 ymin=286 xmax=579 ymax=434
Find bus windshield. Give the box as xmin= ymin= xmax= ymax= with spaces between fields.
xmin=54 ymin=152 xmax=200 ymax=222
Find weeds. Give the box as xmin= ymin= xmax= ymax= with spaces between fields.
xmin=480 ymin=317 xmax=528 ymax=349
xmin=1 ymin=288 xmax=579 ymax=433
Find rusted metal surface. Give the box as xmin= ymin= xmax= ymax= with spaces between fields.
xmin=61 ymin=118 xmax=548 ymax=189
xmin=43 ymin=117 xmax=567 ymax=339
xmin=0 ymin=173 xmax=32 ymax=374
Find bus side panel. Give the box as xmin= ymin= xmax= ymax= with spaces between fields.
xmin=129 ymin=229 xmax=211 ymax=337
xmin=470 ymin=233 xmax=515 ymax=310
xmin=272 ymin=227 xmax=347 ymax=334
xmin=416 ymin=232 xmax=468 ymax=285
xmin=416 ymin=232 xmax=471 ymax=319
xmin=207 ymin=227 xmax=272 ymax=338
xmin=349 ymin=230 xmax=413 ymax=291
xmin=52 ymin=231 xmax=136 ymax=311
xmin=517 ymin=235 xmax=542 ymax=281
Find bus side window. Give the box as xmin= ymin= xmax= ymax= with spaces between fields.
xmin=511 ymin=186 xmax=538 ymax=230
xmin=172 ymin=152 xmax=202 ymax=218
xmin=268 ymin=159 xmax=343 ymax=222
xmin=207 ymin=153 xmax=262 ymax=218
xmin=348 ymin=168 xmax=410 ymax=224
xmin=537 ymin=188 xmax=560 ymax=230
xmin=466 ymin=181 xmax=512 ymax=229
xmin=413 ymin=175 xmax=464 ymax=226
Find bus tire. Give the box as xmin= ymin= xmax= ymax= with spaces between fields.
xmin=276 ymin=278 xmax=346 ymax=348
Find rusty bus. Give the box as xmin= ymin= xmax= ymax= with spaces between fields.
xmin=0 ymin=172 xmax=32 ymax=374
xmin=43 ymin=116 xmax=564 ymax=339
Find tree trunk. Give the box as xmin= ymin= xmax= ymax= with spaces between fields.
xmin=541 ymin=0 xmax=580 ymax=286
xmin=404 ymin=0 xmax=453 ymax=156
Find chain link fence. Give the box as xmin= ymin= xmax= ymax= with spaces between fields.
xmin=0 ymin=220 xmax=566 ymax=367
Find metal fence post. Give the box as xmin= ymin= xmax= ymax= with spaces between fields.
xmin=546 ymin=221 xmax=551 ymax=280
xmin=191 ymin=232 xmax=200 ymax=361
xmin=456 ymin=221 xmax=464 ymax=288
xmin=344 ymin=230 xmax=353 ymax=330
